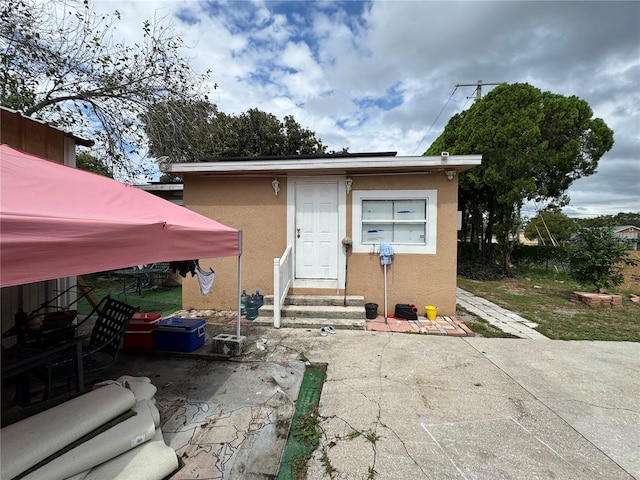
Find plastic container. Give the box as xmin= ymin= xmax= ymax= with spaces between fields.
xmin=365 ymin=303 xmax=378 ymax=320
xmin=254 ymin=289 xmax=264 ymax=308
xmin=154 ymin=318 xmax=205 ymax=352
xmin=246 ymin=296 xmax=259 ymax=320
xmin=124 ymin=312 xmax=161 ymax=349
xmin=241 ymin=290 xmax=249 ymax=316
xmin=425 ymin=305 xmax=438 ymax=321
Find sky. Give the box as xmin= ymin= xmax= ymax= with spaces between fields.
xmin=93 ymin=0 xmax=639 ymax=219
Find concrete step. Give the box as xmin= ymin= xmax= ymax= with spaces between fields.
xmin=263 ymin=295 xmax=365 ymax=307
xmin=252 ymin=316 xmax=366 ymax=330
xmin=258 ymin=303 xmax=365 ymax=320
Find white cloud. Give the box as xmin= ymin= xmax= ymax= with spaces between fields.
xmin=88 ymin=0 xmax=640 ymax=216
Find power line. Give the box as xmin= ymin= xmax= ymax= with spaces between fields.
xmin=412 ymin=80 xmax=505 ymax=155
xmin=412 ymin=86 xmax=458 ymax=155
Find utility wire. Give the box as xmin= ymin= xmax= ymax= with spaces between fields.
xmin=412 ymin=86 xmax=459 ymax=155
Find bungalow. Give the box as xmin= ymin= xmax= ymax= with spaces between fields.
xmin=161 ymin=151 xmax=481 ymax=322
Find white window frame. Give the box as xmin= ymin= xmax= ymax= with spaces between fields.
xmin=352 ymin=189 xmax=437 ymax=254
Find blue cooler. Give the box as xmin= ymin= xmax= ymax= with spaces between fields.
xmin=154 ymin=318 xmax=206 ymax=352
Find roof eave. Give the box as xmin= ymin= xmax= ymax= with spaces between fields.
xmin=161 ymin=155 xmax=482 ymax=176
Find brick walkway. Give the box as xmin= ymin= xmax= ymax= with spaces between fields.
xmin=366 ymin=315 xmax=474 ymax=336
xmin=365 ymin=289 xmax=549 ymax=339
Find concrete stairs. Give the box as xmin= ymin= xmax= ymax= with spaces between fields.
xmin=252 ymin=295 xmax=367 ymax=330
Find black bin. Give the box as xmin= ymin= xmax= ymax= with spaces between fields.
xmin=365 ymin=303 xmax=378 ymax=319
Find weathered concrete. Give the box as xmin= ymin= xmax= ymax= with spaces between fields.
xmin=101 ymin=320 xmax=639 ymax=479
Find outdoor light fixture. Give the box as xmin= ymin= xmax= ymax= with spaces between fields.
xmin=441 ymin=151 xmax=450 ymax=161
xmin=346 ymin=177 xmax=353 ymax=194
xmin=272 ymin=179 xmax=280 ymax=195
xmin=444 ymin=169 xmax=457 ymax=181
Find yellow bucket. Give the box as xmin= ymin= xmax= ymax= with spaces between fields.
xmin=425 ymin=305 xmax=438 ymax=321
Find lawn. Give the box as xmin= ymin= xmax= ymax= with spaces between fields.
xmin=457 ymin=265 xmax=640 ymax=342
xmin=76 ymin=273 xmax=183 ymax=318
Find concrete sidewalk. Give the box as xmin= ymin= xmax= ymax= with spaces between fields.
xmin=456 ymin=287 xmax=549 ymax=340
xmin=283 ymin=330 xmax=640 ymax=480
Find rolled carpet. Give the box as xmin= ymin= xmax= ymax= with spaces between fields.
xmin=0 ymin=384 xmax=136 ymax=480
xmin=80 ymin=429 xmax=178 ymax=480
xmin=21 ymin=400 xmax=157 ymax=480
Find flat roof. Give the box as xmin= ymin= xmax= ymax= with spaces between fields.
xmin=161 ymin=152 xmax=482 ymax=176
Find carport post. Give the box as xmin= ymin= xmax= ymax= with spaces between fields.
xmin=236 ymin=230 xmax=243 ymax=338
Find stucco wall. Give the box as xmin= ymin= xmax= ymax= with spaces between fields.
xmin=182 ymin=176 xmax=288 ymax=310
xmin=182 ymin=172 xmax=460 ymax=315
xmin=343 ymin=174 xmax=459 ymax=315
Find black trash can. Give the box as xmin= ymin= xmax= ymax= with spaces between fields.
xmin=365 ymin=302 xmax=378 ymax=319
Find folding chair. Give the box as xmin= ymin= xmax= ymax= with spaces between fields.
xmin=42 ymin=296 xmax=138 ymax=400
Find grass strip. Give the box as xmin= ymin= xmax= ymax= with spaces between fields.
xmin=277 ymin=363 xmax=327 ymax=480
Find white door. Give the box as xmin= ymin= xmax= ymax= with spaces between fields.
xmin=295 ymin=180 xmax=339 ymax=280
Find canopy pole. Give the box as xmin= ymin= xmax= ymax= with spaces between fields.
xmin=237 ymin=230 xmax=243 ymax=338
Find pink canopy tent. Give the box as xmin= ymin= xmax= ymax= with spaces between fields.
xmin=1 ymin=144 xmax=244 ymax=332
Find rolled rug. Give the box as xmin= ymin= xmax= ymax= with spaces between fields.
xmin=21 ymin=400 xmax=157 ymax=480
xmin=81 ymin=429 xmax=178 ymax=480
xmin=0 ymin=384 xmax=136 ymax=480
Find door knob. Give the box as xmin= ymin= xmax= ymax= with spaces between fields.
xmin=297 ymin=228 xmax=301 ymax=238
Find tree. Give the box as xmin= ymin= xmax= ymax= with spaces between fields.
xmin=426 ymin=83 xmax=614 ymax=274
xmin=1 ymin=0 xmax=210 ymax=177
xmin=575 ymin=212 xmax=640 ymax=229
xmin=567 ymin=227 xmax=636 ymax=292
xmin=141 ymin=101 xmax=329 ymax=165
xmin=524 ymin=211 xmax=576 ymax=245
xmin=76 ymin=151 xmax=113 ymax=178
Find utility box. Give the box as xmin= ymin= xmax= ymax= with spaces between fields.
xmin=124 ymin=312 xmax=161 ymax=350
xmin=154 ymin=318 xmax=206 ymax=352
xmin=211 ymin=333 xmax=246 ymax=357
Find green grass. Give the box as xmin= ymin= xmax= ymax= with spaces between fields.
xmin=76 ymin=273 xmax=183 ymax=317
xmin=457 ymin=265 xmax=640 ymax=342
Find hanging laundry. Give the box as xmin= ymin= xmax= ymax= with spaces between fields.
xmin=195 ymin=266 xmax=215 ymax=295
xmin=380 ymin=242 xmax=394 ymax=265
xmin=169 ymin=260 xmax=197 ymax=277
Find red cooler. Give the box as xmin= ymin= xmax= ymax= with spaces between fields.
xmin=124 ymin=312 xmax=161 ymax=349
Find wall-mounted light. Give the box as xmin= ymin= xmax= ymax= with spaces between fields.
xmin=444 ymin=169 xmax=457 ymax=181
xmin=441 ymin=151 xmax=450 ymax=161
xmin=346 ymin=177 xmax=353 ymax=194
xmin=272 ymin=179 xmax=280 ymax=195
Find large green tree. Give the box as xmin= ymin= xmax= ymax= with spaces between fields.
xmin=142 ymin=101 xmax=328 ymax=164
xmin=524 ymin=211 xmax=576 ymax=245
xmin=0 ymin=0 xmax=210 ymax=177
xmin=426 ymin=83 xmax=614 ymax=274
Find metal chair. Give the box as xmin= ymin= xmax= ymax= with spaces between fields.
xmin=42 ymin=295 xmax=138 ymax=400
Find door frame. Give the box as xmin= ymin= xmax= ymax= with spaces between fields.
xmin=287 ymin=175 xmax=346 ymax=290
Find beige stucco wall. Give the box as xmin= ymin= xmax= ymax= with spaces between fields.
xmin=182 ymin=172 xmax=460 ymax=316
xmin=182 ymin=176 xmax=288 ymax=310
xmin=343 ymin=174 xmax=458 ymax=316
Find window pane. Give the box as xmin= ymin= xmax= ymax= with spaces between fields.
xmin=362 ymin=223 xmax=392 ymax=243
xmin=394 ymin=200 xmax=426 ymax=220
xmin=362 ymin=200 xmax=393 ymax=220
xmin=394 ymin=223 xmax=426 ymax=244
